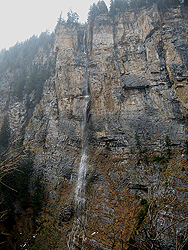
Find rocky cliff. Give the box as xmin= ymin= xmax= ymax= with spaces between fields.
xmin=0 ymin=4 xmax=188 ymax=250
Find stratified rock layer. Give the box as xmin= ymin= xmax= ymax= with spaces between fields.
xmin=0 ymin=4 xmax=188 ymax=250
xmin=87 ymin=5 xmax=187 ymax=151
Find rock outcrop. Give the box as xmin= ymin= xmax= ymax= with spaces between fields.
xmin=0 ymin=4 xmax=188 ymax=250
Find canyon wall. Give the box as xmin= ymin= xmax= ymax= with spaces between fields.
xmin=0 ymin=4 xmax=188 ymax=249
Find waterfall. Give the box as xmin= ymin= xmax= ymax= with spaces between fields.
xmin=68 ymin=31 xmax=89 ymax=250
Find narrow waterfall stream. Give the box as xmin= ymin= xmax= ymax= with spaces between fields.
xmin=67 ymin=31 xmax=89 ymax=250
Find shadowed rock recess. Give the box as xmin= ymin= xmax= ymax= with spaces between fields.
xmin=0 ymin=4 xmax=188 ymax=250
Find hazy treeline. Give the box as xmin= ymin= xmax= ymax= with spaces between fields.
xmin=0 ymin=32 xmax=55 ymax=102
xmin=88 ymin=0 xmax=186 ymax=21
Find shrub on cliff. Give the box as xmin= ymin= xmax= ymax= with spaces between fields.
xmin=26 ymin=62 xmax=53 ymax=103
xmin=32 ymin=176 xmax=44 ymax=217
xmin=11 ymin=69 xmax=27 ymax=100
xmin=0 ymin=116 xmax=10 ymax=154
xmin=185 ymin=140 xmax=188 ymax=155
xmin=129 ymin=197 xmax=188 ymax=250
xmin=165 ymin=135 xmax=171 ymax=159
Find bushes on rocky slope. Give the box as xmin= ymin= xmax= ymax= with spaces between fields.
xmin=0 ymin=31 xmax=55 ymax=102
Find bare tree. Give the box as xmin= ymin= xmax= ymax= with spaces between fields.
xmin=129 ymin=197 xmax=188 ymax=250
xmin=0 ymin=138 xmax=31 ymax=221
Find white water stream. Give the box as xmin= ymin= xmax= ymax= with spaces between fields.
xmin=67 ymin=31 xmax=89 ymax=250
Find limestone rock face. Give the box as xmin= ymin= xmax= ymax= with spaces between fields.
xmin=0 ymin=4 xmax=188 ymax=249
xmin=54 ymin=25 xmax=87 ymax=148
xmin=44 ymin=6 xmax=187 ymax=248
xmin=50 ymin=6 xmax=188 ymax=163
xmin=87 ymin=5 xmax=187 ymax=151
xmin=2 ymin=5 xmax=186 ymax=186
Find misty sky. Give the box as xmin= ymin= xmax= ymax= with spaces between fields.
xmin=0 ymin=0 xmax=110 ymax=51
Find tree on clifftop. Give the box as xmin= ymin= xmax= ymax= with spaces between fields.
xmin=110 ymin=0 xmax=129 ymax=15
xmin=97 ymin=0 xmax=108 ymax=14
xmin=55 ymin=11 xmax=65 ymax=31
xmin=129 ymin=0 xmax=147 ymax=9
xmin=109 ymin=0 xmax=181 ymax=14
xmin=67 ymin=9 xmax=79 ymax=26
xmin=129 ymin=0 xmax=181 ymax=9
xmin=88 ymin=0 xmax=108 ymax=21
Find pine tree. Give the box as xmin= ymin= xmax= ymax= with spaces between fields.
xmin=165 ymin=135 xmax=171 ymax=159
xmin=67 ymin=9 xmax=79 ymax=25
xmin=184 ymin=0 xmax=188 ymax=6
xmin=129 ymin=0 xmax=147 ymax=9
xmin=88 ymin=3 xmax=99 ymax=21
xmin=55 ymin=11 xmax=65 ymax=31
xmin=97 ymin=0 xmax=108 ymax=14
xmin=32 ymin=176 xmax=44 ymax=216
xmin=0 ymin=116 xmax=10 ymax=153
xmin=110 ymin=0 xmax=129 ymax=16
xmin=88 ymin=1 xmax=108 ymax=21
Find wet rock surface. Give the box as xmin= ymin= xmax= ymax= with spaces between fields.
xmin=0 ymin=4 xmax=188 ymax=250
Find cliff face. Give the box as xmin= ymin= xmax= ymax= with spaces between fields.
xmin=88 ymin=5 xmax=187 ymax=145
xmin=0 ymin=4 xmax=188 ymax=250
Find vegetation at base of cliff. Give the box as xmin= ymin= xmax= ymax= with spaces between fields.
xmin=0 ymin=145 xmax=46 ymax=250
xmin=0 ymin=139 xmax=45 ymax=248
xmin=0 ymin=142 xmax=45 ymax=214
xmin=0 ymin=132 xmax=45 ymax=215
xmin=129 ymin=196 xmax=188 ymax=250
xmin=0 ymin=157 xmax=33 ymax=211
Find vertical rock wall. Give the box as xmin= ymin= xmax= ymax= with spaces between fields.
xmin=26 ymin=5 xmax=187 ymax=249
xmin=87 ymin=5 xmax=187 ymax=152
xmin=0 ymin=4 xmax=187 ymax=250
